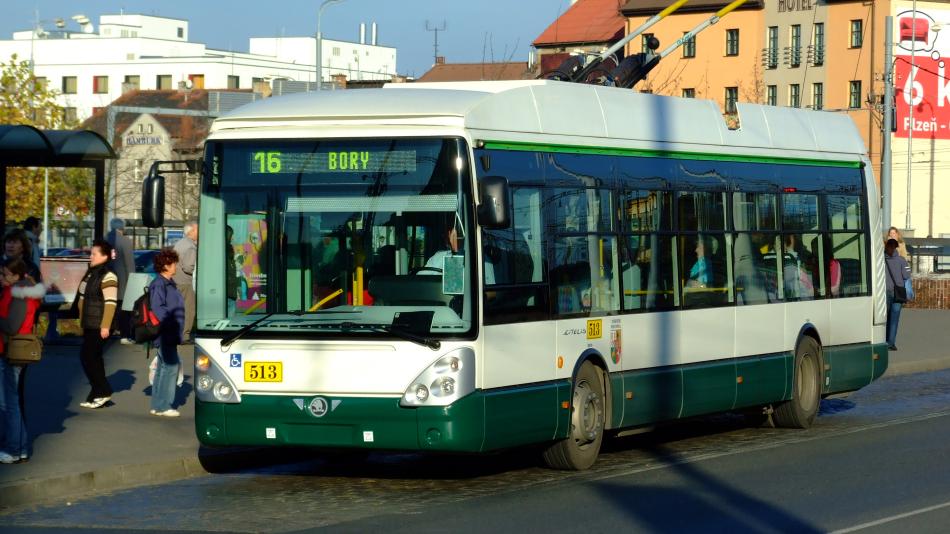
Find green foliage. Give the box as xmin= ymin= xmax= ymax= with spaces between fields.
xmin=1 ymin=54 xmax=94 ymax=224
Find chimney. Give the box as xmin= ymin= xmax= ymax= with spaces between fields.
xmin=435 ymin=56 xmax=446 ymax=65
xmin=359 ymin=23 xmax=366 ymax=44
xmin=371 ymin=22 xmax=377 ymax=46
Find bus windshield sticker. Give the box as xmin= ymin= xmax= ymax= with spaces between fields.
xmin=442 ymin=255 xmax=465 ymax=295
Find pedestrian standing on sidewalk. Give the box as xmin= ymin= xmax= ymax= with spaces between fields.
xmin=885 ymin=238 xmax=911 ymax=351
xmin=2 ymin=230 xmax=40 ymax=283
xmin=148 ymin=248 xmax=185 ymax=417
xmin=0 ymin=258 xmax=46 ymax=464
xmin=77 ymin=240 xmax=118 ymax=409
xmin=22 ymin=217 xmax=42 ymax=268
xmin=106 ymin=218 xmax=135 ymax=344
xmin=886 ymin=226 xmax=910 ymax=259
xmin=172 ymin=222 xmax=197 ymax=343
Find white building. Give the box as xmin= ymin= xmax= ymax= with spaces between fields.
xmin=0 ymin=14 xmax=398 ymax=121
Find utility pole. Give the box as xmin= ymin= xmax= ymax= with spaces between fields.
xmin=426 ymin=20 xmax=446 ymax=65
xmin=906 ymin=1 xmax=918 ymax=232
xmin=882 ymin=16 xmax=894 ymax=231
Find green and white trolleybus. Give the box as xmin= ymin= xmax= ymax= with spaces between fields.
xmin=180 ymin=80 xmax=888 ymax=470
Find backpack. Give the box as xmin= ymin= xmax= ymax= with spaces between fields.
xmin=131 ymin=287 xmax=161 ymax=343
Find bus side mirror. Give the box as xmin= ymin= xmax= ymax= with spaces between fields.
xmin=142 ymin=170 xmax=166 ymax=228
xmin=477 ymin=176 xmax=510 ymax=229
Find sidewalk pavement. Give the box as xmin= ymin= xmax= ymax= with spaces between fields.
xmin=0 ymin=309 xmax=947 ymax=509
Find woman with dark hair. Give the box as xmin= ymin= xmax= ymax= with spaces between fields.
xmin=77 ymin=239 xmax=118 ymax=409
xmin=2 ymin=229 xmax=40 ymax=282
xmin=148 ymin=248 xmax=185 ymax=417
xmin=0 ymin=257 xmax=45 ymax=463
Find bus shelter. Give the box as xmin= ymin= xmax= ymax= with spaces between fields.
xmin=0 ymin=124 xmax=116 ymax=239
xmin=0 ymin=125 xmax=116 ymax=323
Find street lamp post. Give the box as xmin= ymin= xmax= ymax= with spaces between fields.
xmin=316 ymin=0 xmax=345 ymax=91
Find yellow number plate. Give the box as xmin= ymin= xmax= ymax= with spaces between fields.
xmin=244 ymin=362 xmax=282 ymax=382
xmin=586 ymin=319 xmax=603 ymax=339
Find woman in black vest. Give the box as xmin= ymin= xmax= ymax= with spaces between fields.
xmin=77 ymin=240 xmax=119 ymax=409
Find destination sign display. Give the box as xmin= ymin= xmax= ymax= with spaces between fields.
xmin=249 ymin=150 xmax=417 ymax=174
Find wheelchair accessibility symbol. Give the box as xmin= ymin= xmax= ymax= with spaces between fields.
xmin=230 ymin=354 xmax=242 ymax=368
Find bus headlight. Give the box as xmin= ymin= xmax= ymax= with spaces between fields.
xmin=194 ymin=346 xmax=241 ymax=404
xmin=401 ymin=348 xmax=475 ymax=407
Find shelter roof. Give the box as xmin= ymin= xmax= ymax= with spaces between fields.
xmin=0 ymin=125 xmax=116 ymax=167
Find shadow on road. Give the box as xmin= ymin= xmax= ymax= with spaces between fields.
xmin=593 ymin=442 xmax=823 ymax=533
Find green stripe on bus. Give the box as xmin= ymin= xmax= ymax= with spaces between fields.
xmin=481 ymin=140 xmax=862 ymax=168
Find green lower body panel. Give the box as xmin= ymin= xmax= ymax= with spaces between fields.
xmin=620 ymin=366 xmax=683 ymax=428
xmin=735 ymin=353 xmax=791 ymax=408
xmin=196 ymin=383 xmax=568 ymax=453
xmin=681 ymin=360 xmax=738 ymax=417
xmin=823 ymin=343 xmax=889 ymax=395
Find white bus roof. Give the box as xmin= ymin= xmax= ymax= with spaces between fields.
xmin=212 ymin=80 xmax=867 ymax=159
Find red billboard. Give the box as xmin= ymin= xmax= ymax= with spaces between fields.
xmin=894 ymin=9 xmax=950 ymax=139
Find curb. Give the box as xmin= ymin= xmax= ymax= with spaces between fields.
xmin=885 ymin=357 xmax=950 ymax=377
xmin=0 ymin=447 xmax=282 ymax=510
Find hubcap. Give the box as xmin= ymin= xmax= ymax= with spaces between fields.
xmin=797 ymin=352 xmax=818 ymax=413
xmin=571 ymin=379 xmax=603 ymax=447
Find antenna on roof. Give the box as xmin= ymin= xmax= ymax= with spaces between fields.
xmin=425 ymin=20 xmax=447 ymax=67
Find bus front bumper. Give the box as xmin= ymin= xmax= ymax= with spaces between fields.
xmin=196 ymin=392 xmax=489 ymax=452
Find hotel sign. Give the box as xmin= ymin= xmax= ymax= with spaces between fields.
xmin=125 ymin=135 xmax=163 ymax=146
xmin=778 ymin=0 xmax=813 ymax=13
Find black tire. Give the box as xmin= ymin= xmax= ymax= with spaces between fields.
xmin=773 ymin=337 xmax=822 ymax=429
xmin=542 ymin=362 xmax=606 ymax=470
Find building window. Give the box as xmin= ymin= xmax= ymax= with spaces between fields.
xmin=642 ymin=33 xmax=655 ymax=54
xmin=790 ymin=24 xmax=801 ymax=67
xmin=850 ymin=20 xmax=863 ymax=48
xmin=62 ymin=107 xmax=77 ymax=123
xmin=227 ymin=75 xmax=240 ymax=89
xmin=93 ymin=75 xmax=109 ymax=94
xmin=789 ymin=84 xmax=800 ymax=108
xmin=683 ymin=32 xmax=696 ymax=58
xmin=177 ymin=27 xmax=184 ymax=38
xmin=726 ymin=29 xmax=739 ymax=56
xmin=813 ymin=23 xmax=825 ymax=66
xmin=62 ymin=76 xmax=77 ymax=94
xmin=767 ymin=85 xmax=777 ymax=106
xmin=188 ymin=74 xmax=205 ymax=89
xmin=766 ymin=26 xmax=778 ymax=69
xmin=725 ymin=86 xmax=738 ymax=114
xmin=332 ymin=47 xmax=341 ymax=56
xmin=812 ymin=83 xmax=823 ymax=110
xmin=849 ymin=80 xmax=862 ymax=108
xmin=156 ymin=75 xmax=172 ymax=90
xmin=682 ymin=88 xmax=696 ymax=98
xmin=123 ymin=75 xmax=140 ymax=92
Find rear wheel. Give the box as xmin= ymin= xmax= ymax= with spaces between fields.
xmin=773 ymin=337 xmax=822 ymax=428
xmin=543 ymin=362 xmax=606 ymax=470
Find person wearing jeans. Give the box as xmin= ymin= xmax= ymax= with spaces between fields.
xmin=884 ymin=238 xmax=911 ymax=350
xmin=148 ymin=248 xmax=185 ymax=417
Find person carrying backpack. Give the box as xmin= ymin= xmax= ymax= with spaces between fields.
xmin=147 ymin=248 xmax=185 ymax=417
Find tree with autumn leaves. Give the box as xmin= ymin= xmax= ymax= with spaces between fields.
xmin=1 ymin=53 xmax=95 ymax=226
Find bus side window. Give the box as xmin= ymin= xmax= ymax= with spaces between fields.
xmin=483 ymin=187 xmax=550 ymax=324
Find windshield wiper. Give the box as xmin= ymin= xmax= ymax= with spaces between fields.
xmin=220 ymin=310 xmax=304 ymax=350
xmin=373 ymin=324 xmax=441 ymax=351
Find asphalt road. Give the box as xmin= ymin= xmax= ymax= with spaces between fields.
xmin=2 ymin=369 xmax=950 ymax=534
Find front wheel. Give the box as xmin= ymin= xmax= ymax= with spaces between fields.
xmin=773 ymin=337 xmax=822 ymax=428
xmin=543 ymin=362 xmax=606 ymax=470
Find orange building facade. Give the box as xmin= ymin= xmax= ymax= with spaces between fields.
xmin=620 ymin=0 xmax=891 ymax=181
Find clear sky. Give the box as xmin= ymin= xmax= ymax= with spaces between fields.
xmin=1 ymin=1 xmax=573 ymax=78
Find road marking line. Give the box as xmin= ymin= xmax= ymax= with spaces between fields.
xmin=829 ymin=500 xmax=950 ymax=534
xmin=580 ymin=409 xmax=950 ymax=484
